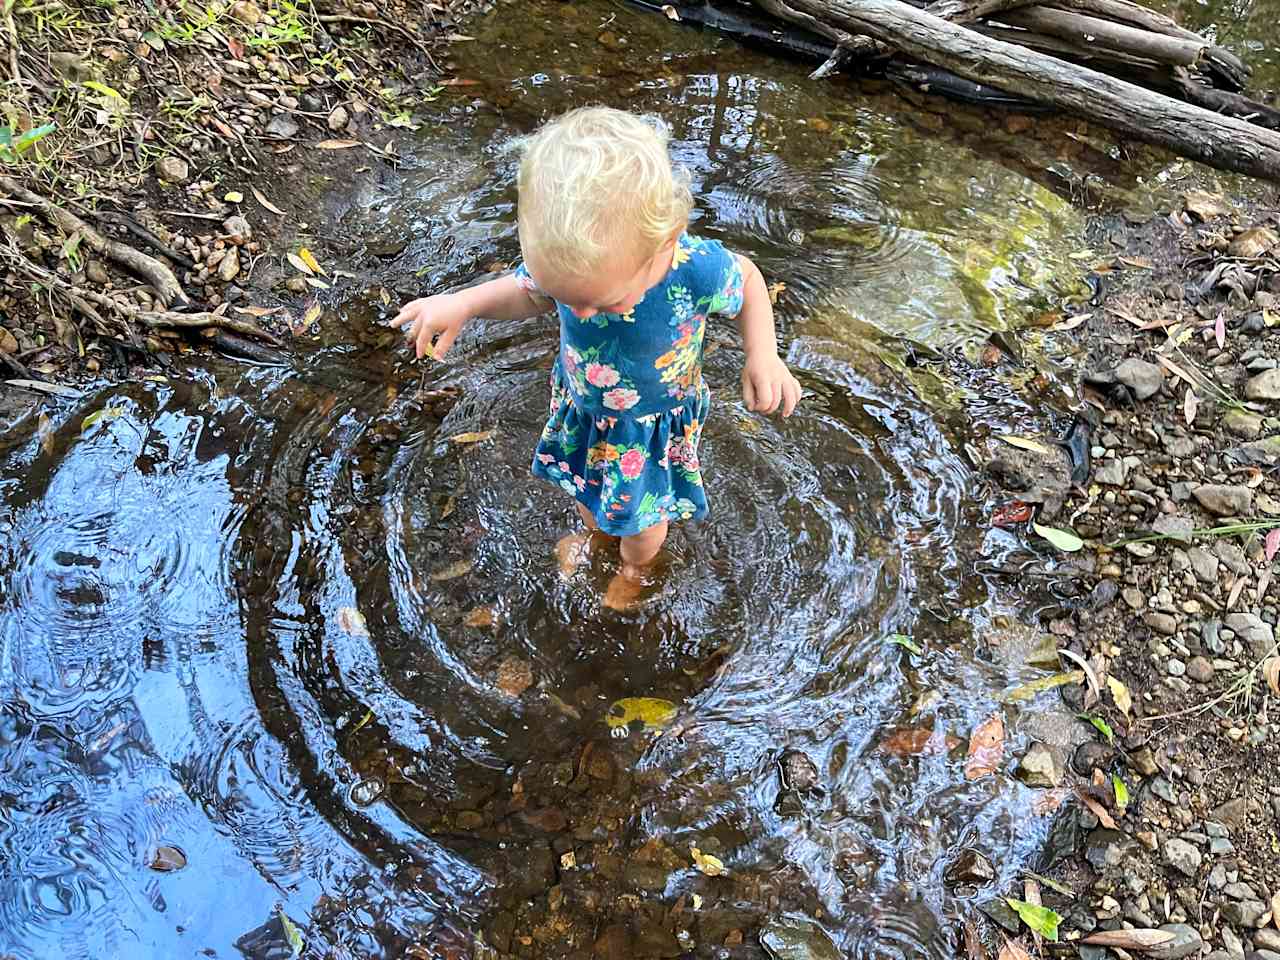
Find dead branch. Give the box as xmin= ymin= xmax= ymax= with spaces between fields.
xmin=4 ymin=0 xmax=20 ymax=85
xmin=990 ymin=6 xmax=1205 ymax=67
xmin=926 ymin=0 xmax=1036 ymax=24
xmin=0 ymin=175 xmax=188 ymax=306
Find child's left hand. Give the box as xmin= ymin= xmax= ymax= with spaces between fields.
xmin=742 ymin=352 xmax=802 ymax=417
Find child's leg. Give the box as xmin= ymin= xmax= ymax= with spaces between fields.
xmin=557 ymin=500 xmax=611 ymax=578
xmin=605 ymin=521 xmax=669 ymax=609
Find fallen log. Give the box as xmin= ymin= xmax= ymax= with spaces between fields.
xmin=991 ymin=6 xmax=1205 ymax=67
xmin=759 ymin=0 xmax=1280 ymax=181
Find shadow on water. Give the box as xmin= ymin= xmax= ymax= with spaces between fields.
xmin=1 ymin=0 xmax=1232 ymax=955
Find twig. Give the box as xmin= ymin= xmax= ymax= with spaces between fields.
xmin=91 ymin=210 xmax=198 ymax=270
xmin=0 ymin=175 xmax=188 ymax=306
xmin=4 ymin=0 xmax=21 ymax=85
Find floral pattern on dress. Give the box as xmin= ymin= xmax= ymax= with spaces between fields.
xmin=518 ymin=234 xmax=744 ymax=537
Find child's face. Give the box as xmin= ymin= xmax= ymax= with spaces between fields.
xmin=529 ymin=234 xmax=679 ymax=320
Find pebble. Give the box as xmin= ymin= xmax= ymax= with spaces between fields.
xmin=1255 ymin=930 xmax=1280 ymax=952
xmin=1192 ymin=484 xmax=1253 ymax=517
xmin=1167 ymin=658 xmax=1186 ymax=677
xmin=945 ymin=849 xmax=996 ymax=885
xmin=1148 ymin=924 xmax=1205 ymax=960
xmin=1164 ymin=837 xmax=1202 ymax=877
xmin=1188 ymin=547 xmax=1220 ymax=583
xmin=1147 ymin=612 xmax=1180 ymax=636
xmin=266 ymin=115 xmax=300 ymax=139
xmin=1213 ymin=540 xmax=1249 ymax=575
xmin=156 ymin=155 xmax=190 ymax=184
xmin=1221 ymin=899 xmax=1267 ymax=926
xmin=85 ymin=260 xmax=109 ymax=285
xmin=1129 ymin=746 xmax=1160 ymax=776
xmin=1123 ymin=588 xmax=1145 ymax=610
xmin=1095 ymin=459 xmax=1127 ymax=485
xmin=223 ymin=215 xmax=252 ymax=244
xmin=1114 ymin=358 xmax=1165 ymax=399
xmin=218 ymin=246 xmax=240 ymax=283
xmin=759 ymin=917 xmax=841 ymax=960
xmin=1244 ymin=368 xmax=1280 ymax=401
xmin=1016 ymin=742 xmax=1062 ymax=788
xmin=328 ymin=104 xmax=350 ymax=131
xmin=1224 ymin=612 xmax=1274 ymax=657
xmin=1185 ymin=657 xmax=1214 ymax=682
xmin=1208 ymin=837 xmax=1235 ymax=855
xmin=1153 ymin=515 xmax=1194 ymax=543
xmin=1223 ymin=409 xmax=1264 ymax=439
xmin=229 ymin=0 xmax=262 ymax=25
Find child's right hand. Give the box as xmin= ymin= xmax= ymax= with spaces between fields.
xmin=390 ymin=293 xmax=471 ymax=360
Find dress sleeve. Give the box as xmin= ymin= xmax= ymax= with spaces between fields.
xmin=513 ymin=263 xmax=553 ymax=308
xmin=698 ymin=240 xmax=746 ymax=318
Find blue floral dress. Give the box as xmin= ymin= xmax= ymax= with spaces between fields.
xmin=515 ymin=234 xmax=745 ymax=537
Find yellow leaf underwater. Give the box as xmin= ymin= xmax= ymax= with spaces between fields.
xmin=336 ymin=606 xmax=369 ymax=637
xmin=298 ymin=246 xmax=325 ymax=276
xmin=605 ymin=697 xmax=677 ymax=734
xmin=449 ymin=430 xmax=495 ymax=445
xmin=690 ymin=846 xmax=726 ymax=876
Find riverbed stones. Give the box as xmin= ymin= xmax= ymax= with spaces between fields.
xmin=1192 ymin=484 xmax=1253 ymax=517
xmin=945 ymin=849 xmax=995 ymax=885
xmin=229 ymin=0 xmax=262 ymax=25
xmin=1074 ymin=741 xmax=1116 ymax=776
xmin=1148 ymin=924 xmax=1205 ymax=960
xmin=218 ymin=247 xmax=240 ymax=283
xmin=156 ymin=155 xmax=189 ymax=184
xmin=328 ymin=104 xmax=350 ymax=131
xmin=1244 ymin=368 xmax=1280 ymax=401
xmin=1146 ymin=612 xmax=1179 ymax=636
xmin=1114 ymin=358 xmax=1165 ymax=399
xmin=1221 ymin=900 xmax=1269 ymax=926
xmin=1129 ymin=746 xmax=1160 ymax=776
xmin=223 ymin=215 xmax=252 ymax=244
xmin=1255 ymin=930 xmax=1280 ymax=952
xmin=759 ymin=917 xmax=841 ymax=960
xmin=1224 ymin=409 xmax=1265 ymax=439
xmin=1153 ymin=515 xmax=1194 ymax=543
xmin=1085 ymin=828 xmax=1133 ymax=871
xmin=1096 ymin=458 xmax=1127 ymax=485
xmin=1188 ymin=547 xmax=1219 ymax=583
xmin=266 ymin=115 xmax=300 ymax=139
xmin=1017 ymin=742 xmax=1062 ymax=788
xmin=1185 ymin=656 xmax=1215 ymax=682
xmin=1164 ymin=838 xmax=1202 ymax=877
xmin=1225 ymin=612 xmax=1274 ymax=656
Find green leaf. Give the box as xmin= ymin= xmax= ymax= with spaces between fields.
xmin=888 ymin=634 xmax=923 ymax=655
xmin=82 ymin=80 xmax=127 ymax=102
xmin=81 ymin=406 xmax=124 ymax=433
xmin=1032 ymin=522 xmax=1084 ymax=552
xmin=1005 ymin=898 xmax=1061 ymax=941
xmin=277 ymin=905 xmax=304 ymax=958
xmin=1081 ymin=713 xmax=1115 ymax=745
xmin=13 ymin=123 xmax=56 ymax=154
xmin=1112 ymin=773 xmax=1129 ymax=810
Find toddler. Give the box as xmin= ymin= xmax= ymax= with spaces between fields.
xmin=392 ymin=106 xmax=801 ymax=608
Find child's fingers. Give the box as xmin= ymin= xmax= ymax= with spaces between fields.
xmin=741 ymin=373 xmax=757 ymax=411
xmin=415 ymin=320 xmax=436 ymax=359
xmin=762 ymin=378 xmax=781 ymax=414
xmin=782 ymin=377 xmax=801 ymax=417
xmin=432 ymin=324 xmax=460 ymax=360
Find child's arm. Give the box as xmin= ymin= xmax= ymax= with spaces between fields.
xmin=734 ymin=254 xmax=802 ymax=417
xmin=391 ymin=273 xmax=548 ymax=360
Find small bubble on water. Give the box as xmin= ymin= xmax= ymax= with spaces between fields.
xmin=350 ymin=778 xmax=385 ymax=806
xmin=788 ymin=229 xmax=805 ymax=245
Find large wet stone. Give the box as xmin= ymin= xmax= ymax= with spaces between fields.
xmin=945 ymin=849 xmax=995 ymax=885
xmin=1114 ymin=358 xmax=1164 ymax=400
xmin=759 ymin=917 xmax=841 ymax=960
xmin=1245 ymin=368 xmax=1280 ymax=401
xmin=1192 ymin=484 xmax=1253 ymax=517
xmin=1017 ymin=742 xmax=1062 ymax=788
xmin=1084 ymin=828 xmax=1133 ymax=872
xmin=1163 ymin=838 xmax=1202 ymax=877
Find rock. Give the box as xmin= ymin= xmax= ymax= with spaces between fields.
xmin=1096 ymin=458 xmax=1127 ymax=485
xmin=218 ymin=246 xmax=240 ymax=283
xmin=633 ymin=921 xmax=681 ymax=958
xmin=328 ymin=105 xmax=350 ymax=131
xmin=148 ymin=845 xmax=187 ymax=871
xmin=81 ymin=259 xmax=110 ymax=286
xmin=1167 ymin=658 xmax=1186 ymax=677
xmin=1148 ymin=923 xmax=1205 ymax=960
xmin=1224 ymin=613 xmax=1274 ymax=657
xmin=1222 ymin=926 xmax=1246 ymax=957
xmin=1214 ymin=540 xmax=1249 ymax=575
xmin=520 ymin=807 xmax=567 ymax=832
xmin=1255 ymin=930 xmax=1280 ymax=952
xmin=229 ymin=0 xmax=262 ymax=25
xmin=223 ymin=215 xmax=252 ymax=244
xmin=1209 ymin=836 xmax=1234 ymax=854
xmin=778 ymin=750 xmax=821 ymax=794
xmin=156 ymin=155 xmax=190 ymax=184
xmin=1027 ymin=633 xmax=1061 ymax=669
xmin=1238 ymin=434 xmax=1280 ymax=464
xmin=1129 ymin=746 xmax=1160 ymax=776
xmin=1146 ymin=612 xmax=1180 ymax=636
xmin=1188 ymin=547 xmax=1219 ymax=583
xmin=946 ymin=849 xmax=996 ymax=885
xmin=285 ymin=277 xmax=308 ymax=294
xmin=1123 ymin=587 xmax=1145 ymax=610
xmin=1073 ymin=741 xmax=1116 ymax=776
xmin=1165 ymin=434 xmax=1198 ymax=457
xmin=1221 ymin=900 xmax=1268 ymax=926
xmin=1153 ymin=515 xmax=1194 ymax=543
xmin=455 ymin=810 xmax=484 ymax=830
xmin=1192 ymin=484 xmax=1253 ymax=517
xmin=1245 ymin=368 xmax=1280 ymax=401
xmin=759 ymin=917 xmax=841 ymax=960
xmin=265 ymin=115 xmax=300 ymax=139
xmin=1164 ymin=838 xmax=1202 ymax=877
xmin=1016 ymin=742 xmax=1062 ymax=788
xmin=1114 ymin=358 xmax=1165 ymax=400
xmin=624 ymin=861 xmax=669 ymax=893
xmin=1210 ymin=797 xmax=1248 ymax=831
xmin=1084 ymin=828 xmax=1133 ymax=872
xmin=1224 ymin=409 xmax=1265 ymax=439
xmin=1185 ymin=657 xmax=1214 ymax=683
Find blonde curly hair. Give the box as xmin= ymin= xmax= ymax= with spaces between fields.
xmin=517 ymin=106 xmax=693 ymax=276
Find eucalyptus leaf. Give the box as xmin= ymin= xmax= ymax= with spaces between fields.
xmin=1081 ymin=713 xmax=1115 ymax=744
xmin=888 ymin=634 xmax=923 ymax=655
xmin=1005 ymin=898 xmax=1061 ymax=941
xmin=277 ymin=906 xmax=304 ymax=958
xmin=1032 ymin=523 xmax=1084 ymax=552
xmin=1112 ymin=773 xmax=1129 ymax=809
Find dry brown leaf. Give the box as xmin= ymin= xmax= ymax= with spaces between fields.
xmin=303 ymin=303 xmax=322 ymax=327
xmin=1119 ymin=255 xmax=1155 ymax=270
xmin=495 ymin=655 xmax=533 ymax=698
xmin=234 ymin=305 xmax=284 ymax=318
xmin=879 ymin=726 xmax=961 ymax=756
xmin=464 ymin=606 xmax=495 ymax=629
xmin=252 ymin=187 xmax=285 ymax=216
xmin=1074 ymin=786 xmax=1117 ymax=829
xmin=1082 ymin=929 xmax=1176 ymax=950
xmin=439 ymin=77 xmax=481 ymax=86
xmin=37 ymin=413 xmax=55 ymax=457
xmin=1227 ymin=574 xmax=1247 ymax=611
xmin=1263 ymin=657 xmax=1280 ymax=697
xmin=997 ymin=938 xmax=1032 ymax=960
xmin=1183 ymin=190 xmax=1231 ymax=221
xmin=286 ymin=251 xmax=314 ymax=276
xmin=449 ymin=430 xmax=495 ymax=445
xmin=430 ymin=559 xmax=473 ymax=581
xmin=964 ymin=714 xmax=1004 ymax=780
xmin=1107 ymin=675 xmax=1132 ymax=717
xmin=1155 ymin=354 xmax=1197 ymax=388
xmin=315 ymin=139 xmax=361 ymax=150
